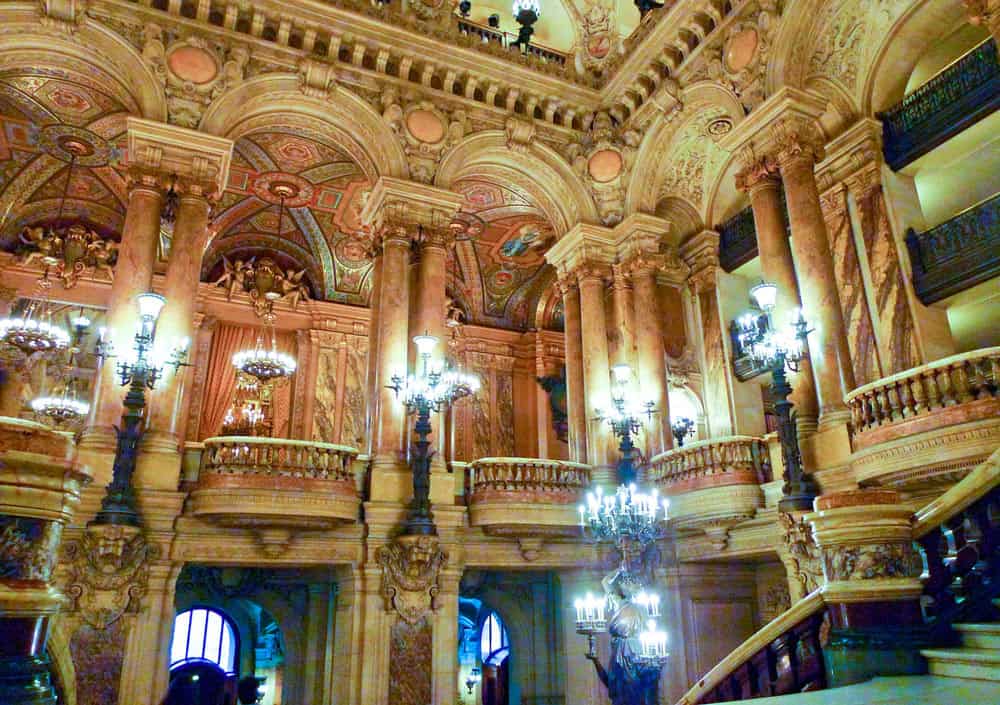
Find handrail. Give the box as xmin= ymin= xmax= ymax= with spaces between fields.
xmin=200 ymin=436 xmax=359 ymax=483
xmin=467 ymin=457 xmax=591 ymax=501
xmin=649 ymin=435 xmax=763 ymax=464
xmin=912 ymin=446 xmax=1000 ymax=538
xmin=648 ymin=436 xmax=771 ymax=487
xmin=203 ymin=435 xmax=359 ymax=454
xmin=676 ymin=590 xmax=826 ymax=705
xmin=845 ymin=347 xmax=1000 ymax=401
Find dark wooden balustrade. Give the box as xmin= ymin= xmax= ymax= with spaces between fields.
xmin=906 ymin=192 xmax=1000 ymax=304
xmin=880 ymin=38 xmax=999 ymax=171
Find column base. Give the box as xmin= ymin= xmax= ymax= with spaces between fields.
xmin=795 ymin=413 xmax=818 ymax=441
xmin=135 ymin=431 xmax=182 ymax=490
xmin=817 ymin=407 xmax=852 ymax=434
xmin=0 ymin=656 xmax=57 ymax=705
xmin=76 ymin=425 xmax=118 ymax=486
xmin=823 ymin=626 xmax=932 ymax=687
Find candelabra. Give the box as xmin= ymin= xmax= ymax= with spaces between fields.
xmin=94 ymin=293 xmax=189 ymax=526
xmin=387 ymin=333 xmax=478 ymax=535
xmin=0 ymin=269 xmax=70 ymax=360
xmin=734 ymin=281 xmax=818 ymax=512
xmin=671 ymin=416 xmax=694 ymax=447
xmin=464 ymin=667 xmax=481 ymax=694
xmin=594 ymin=364 xmax=656 ymax=487
xmin=512 ymin=0 xmax=540 ymax=49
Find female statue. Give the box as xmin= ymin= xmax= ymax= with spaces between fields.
xmin=586 ymin=568 xmax=663 ymax=705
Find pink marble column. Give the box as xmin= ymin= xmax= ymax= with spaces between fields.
xmin=144 ymin=187 xmax=212 ymax=451
xmin=576 ymin=265 xmax=613 ymax=469
xmin=775 ymin=126 xmax=855 ymax=429
xmin=611 ymin=263 xmax=635 ymax=369
xmin=738 ymin=164 xmax=820 ymax=436
xmin=365 ymin=252 xmax=384 ymax=456
xmin=629 ymin=255 xmax=672 ymax=456
xmin=373 ymin=229 xmax=411 ymax=470
xmin=79 ymin=173 xmax=164 ymax=461
xmin=559 ymin=277 xmax=588 ymax=463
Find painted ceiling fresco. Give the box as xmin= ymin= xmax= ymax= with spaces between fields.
xmin=450 ymin=179 xmax=561 ymax=332
xmin=202 ymin=129 xmax=373 ymax=305
xmin=0 ymin=67 xmax=132 ymax=249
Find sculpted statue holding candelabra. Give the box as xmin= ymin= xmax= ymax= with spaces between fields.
xmin=213 ymin=255 xmax=310 ymax=316
xmin=18 ymin=223 xmax=118 ymax=287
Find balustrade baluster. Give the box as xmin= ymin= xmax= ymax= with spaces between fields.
xmin=937 ymin=368 xmax=956 ymax=406
xmin=952 ymin=364 xmax=975 ymax=404
xmin=887 ymin=383 xmax=903 ymax=421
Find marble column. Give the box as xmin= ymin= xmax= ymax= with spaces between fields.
xmin=737 ymin=163 xmax=820 ymax=437
xmin=142 ymin=187 xmax=212 ymax=458
xmin=431 ymin=566 xmax=461 ymax=705
xmin=610 ymin=264 xmax=635 ymax=369
xmin=0 ymin=419 xmax=89 ymax=705
xmin=365 ymin=253 xmax=384 ymax=457
xmin=559 ymin=277 xmax=588 ymax=463
xmin=372 ymin=228 xmax=411 ymax=473
xmin=774 ymin=122 xmax=855 ymax=429
xmin=78 ymin=172 xmax=164 ymax=476
xmin=629 ymin=254 xmax=672 ymax=457
xmin=576 ymin=265 xmax=614 ymax=472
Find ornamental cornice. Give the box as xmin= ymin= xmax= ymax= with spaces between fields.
xmin=544 ymin=222 xmax=616 ymax=273
xmin=361 ymin=177 xmax=463 ymax=236
xmin=716 ymin=86 xmax=827 ymax=162
xmin=127 ymin=117 xmax=233 ymax=200
xmin=815 ymin=118 xmax=883 ymax=194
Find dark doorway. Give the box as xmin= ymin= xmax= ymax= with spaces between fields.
xmin=168 ymin=662 xmax=234 ymax=705
xmin=482 ymin=658 xmax=509 ymax=705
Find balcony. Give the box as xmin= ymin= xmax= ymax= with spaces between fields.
xmin=189 ymin=437 xmax=361 ymax=530
xmin=905 ymin=192 xmax=1000 ymax=304
xmin=880 ymin=38 xmax=999 ymax=171
xmin=648 ymin=437 xmax=771 ymax=549
xmin=847 ymin=347 xmax=1000 ymax=492
xmin=467 ymin=457 xmax=590 ymax=538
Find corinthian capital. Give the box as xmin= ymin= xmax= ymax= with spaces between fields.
xmin=734 ymin=146 xmax=780 ymax=193
xmin=771 ymin=116 xmax=825 ymax=169
xmin=679 ymin=230 xmax=720 ymax=294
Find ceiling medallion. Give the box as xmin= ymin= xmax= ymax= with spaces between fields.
xmin=252 ymin=172 xmax=314 ymax=207
xmin=37 ymin=125 xmax=112 ymax=168
xmin=707 ymin=117 xmax=734 ymax=136
xmin=587 ymin=149 xmax=624 ymax=183
xmin=166 ymin=45 xmax=220 ymax=85
xmin=406 ymin=109 xmax=447 ymax=144
xmin=724 ymin=27 xmax=759 ymax=74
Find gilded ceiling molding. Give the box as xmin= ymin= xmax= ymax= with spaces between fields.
xmin=200 ymin=75 xmax=408 ymax=182
xmin=0 ymin=5 xmax=167 ymax=121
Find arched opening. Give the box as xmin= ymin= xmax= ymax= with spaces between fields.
xmin=169 ymin=607 xmax=239 ymax=705
xmin=479 ymin=611 xmax=510 ymax=705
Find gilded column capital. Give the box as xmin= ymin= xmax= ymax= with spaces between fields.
xmin=127 ymin=117 xmax=232 ymax=200
xmin=771 ymin=116 xmax=826 ymax=171
xmin=556 ymin=271 xmax=580 ymax=297
xmin=573 ymin=262 xmax=612 ymax=286
xmin=735 ymin=149 xmax=781 ymax=195
xmin=124 ymin=166 xmax=172 ymax=194
xmin=610 ymin=262 xmax=633 ymax=290
xmin=360 ymin=177 xmax=463 ymax=237
xmin=679 ymin=230 xmax=720 ymax=294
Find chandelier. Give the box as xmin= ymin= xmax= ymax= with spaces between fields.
xmin=222 ymin=374 xmax=271 ymax=436
xmin=0 ymin=271 xmax=70 ymax=357
xmin=388 ymin=334 xmax=479 ymax=413
xmin=735 ymin=281 xmax=809 ymax=372
xmin=573 ymin=581 xmax=669 ymax=662
xmin=232 ymin=302 xmax=296 ymax=383
xmin=579 ymin=483 xmax=669 ymax=547
xmin=31 ymin=381 xmax=89 ymax=424
xmin=512 ymin=0 xmax=541 ymax=18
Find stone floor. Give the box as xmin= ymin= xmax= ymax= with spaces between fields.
xmin=715 ymin=676 xmax=1000 ymax=705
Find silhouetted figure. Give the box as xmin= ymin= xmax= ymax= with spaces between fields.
xmin=237 ymin=676 xmax=261 ymax=705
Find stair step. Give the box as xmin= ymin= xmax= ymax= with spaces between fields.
xmin=955 ymin=624 xmax=1000 ymax=650
xmin=922 ymin=648 xmax=1000 ymax=682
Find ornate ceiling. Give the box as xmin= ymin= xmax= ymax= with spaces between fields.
xmin=450 ymin=179 xmax=560 ymax=331
xmin=202 ymin=129 xmax=372 ymax=305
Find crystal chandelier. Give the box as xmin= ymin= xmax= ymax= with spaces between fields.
xmin=0 ymin=271 xmax=70 ymax=357
xmin=232 ymin=302 xmax=296 ymax=384
xmin=512 ymin=0 xmax=541 ymax=18
xmin=574 ymin=583 xmax=669 ymax=662
xmin=221 ymin=374 xmax=271 ymax=436
xmin=388 ymin=334 xmax=479 ymax=413
xmin=31 ymin=381 xmax=89 ymax=424
xmin=579 ymin=483 xmax=669 ymax=547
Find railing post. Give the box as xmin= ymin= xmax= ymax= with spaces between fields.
xmin=806 ymin=489 xmax=927 ymax=687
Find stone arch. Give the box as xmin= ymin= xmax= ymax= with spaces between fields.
xmin=861 ymin=0 xmax=969 ymax=115
xmin=435 ymin=131 xmax=600 ymax=238
xmin=655 ymin=196 xmax=704 ymax=241
xmin=626 ymin=82 xmax=744 ymax=218
xmin=0 ymin=9 xmax=166 ymax=121
xmin=200 ymin=75 xmax=408 ymax=183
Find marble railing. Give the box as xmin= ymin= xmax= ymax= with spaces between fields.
xmin=467 ymin=457 xmax=591 ymax=538
xmin=648 ymin=437 xmax=770 ymax=549
xmin=846 ymin=348 xmax=1000 ymax=490
xmin=648 ymin=437 xmax=772 ymax=492
xmin=190 ymin=436 xmax=361 ymax=531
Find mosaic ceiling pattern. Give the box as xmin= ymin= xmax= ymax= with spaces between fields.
xmin=203 ymin=129 xmax=372 ymax=304
xmin=450 ymin=180 xmax=560 ymax=331
xmin=0 ymin=67 xmax=132 ymax=248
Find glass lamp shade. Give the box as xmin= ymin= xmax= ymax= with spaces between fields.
xmin=611 ymin=363 xmax=632 ymax=385
xmin=749 ymin=281 xmax=778 ymax=312
xmin=513 ymin=0 xmax=541 ymax=17
xmin=136 ymin=293 xmax=167 ymax=321
xmin=412 ymin=334 xmax=438 ymax=357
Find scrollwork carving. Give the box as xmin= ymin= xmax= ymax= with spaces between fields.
xmin=779 ymin=512 xmax=822 ymax=599
xmin=375 ymin=535 xmax=448 ymax=625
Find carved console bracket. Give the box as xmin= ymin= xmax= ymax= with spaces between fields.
xmin=375 ymin=534 xmax=448 ymax=624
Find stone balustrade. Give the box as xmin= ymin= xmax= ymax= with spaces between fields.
xmin=648 ymin=437 xmax=770 ymax=550
xmin=467 ymin=457 xmax=591 ymax=539
xmin=190 ymin=436 xmax=361 ymax=532
xmin=846 ymin=348 xmax=1000 ymax=492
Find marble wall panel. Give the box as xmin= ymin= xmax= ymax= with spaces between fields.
xmin=388 ymin=617 xmax=432 ymax=705
xmin=821 ymin=186 xmax=881 ymax=386
xmin=658 ymin=283 xmax=688 ymax=360
xmin=472 ymin=368 xmax=492 ymax=460
xmin=856 ymin=182 xmax=920 ymax=373
xmin=70 ymin=620 xmax=127 ymax=705
xmin=698 ymin=288 xmax=734 ymax=437
xmin=496 ymin=372 xmax=514 ymax=456
xmin=311 ymin=345 xmax=339 ymax=443
xmin=340 ymin=342 xmax=368 ymax=448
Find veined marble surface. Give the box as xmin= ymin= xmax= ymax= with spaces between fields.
xmin=715 ymin=676 xmax=1000 ymax=705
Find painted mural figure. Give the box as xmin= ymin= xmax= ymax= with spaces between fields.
xmin=586 ymin=569 xmax=662 ymax=705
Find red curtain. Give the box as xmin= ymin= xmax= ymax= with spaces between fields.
xmin=198 ymin=323 xmax=259 ymax=440
xmin=269 ymin=330 xmax=295 ymax=438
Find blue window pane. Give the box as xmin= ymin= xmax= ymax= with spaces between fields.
xmin=170 ymin=612 xmax=191 ymax=665
xmin=170 ymin=608 xmax=238 ymax=674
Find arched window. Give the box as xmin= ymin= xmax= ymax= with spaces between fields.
xmin=170 ymin=607 xmax=238 ymax=675
xmin=480 ymin=612 xmax=509 ymax=667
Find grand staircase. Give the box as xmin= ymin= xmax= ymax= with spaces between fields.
xmin=921 ymin=599 xmax=1000 ymax=682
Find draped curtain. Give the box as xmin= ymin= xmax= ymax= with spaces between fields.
xmin=198 ymin=323 xmax=299 ymax=440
